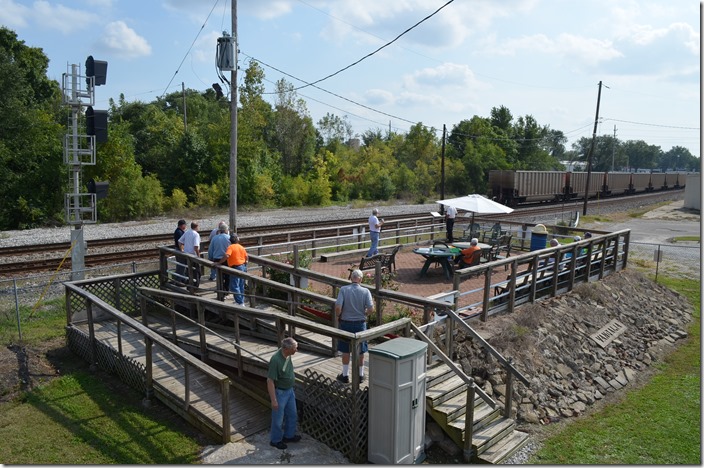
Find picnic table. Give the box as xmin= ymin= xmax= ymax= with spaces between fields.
xmin=412 ymin=247 xmax=459 ymax=280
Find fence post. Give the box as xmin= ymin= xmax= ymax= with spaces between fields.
xmin=13 ymin=278 xmax=22 ymax=343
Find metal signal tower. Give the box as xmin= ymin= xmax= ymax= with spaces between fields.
xmin=61 ymin=57 xmax=108 ymax=280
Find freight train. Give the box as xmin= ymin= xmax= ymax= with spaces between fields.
xmin=488 ymin=170 xmax=689 ymax=206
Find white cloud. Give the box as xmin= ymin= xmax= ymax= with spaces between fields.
xmin=0 ymin=0 xmax=30 ymax=28
xmin=96 ymin=21 xmax=151 ymax=59
xmin=364 ymin=88 xmax=394 ymax=106
xmin=403 ymin=62 xmax=485 ymax=90
xmin=16 ymin=0 xmax=101 ymax=34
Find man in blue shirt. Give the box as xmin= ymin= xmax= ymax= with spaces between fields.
xmin=335 ymin=269 xmax=374 ymax=384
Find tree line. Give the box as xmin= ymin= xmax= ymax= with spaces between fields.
xmin=0 ymin=27 xmax=698 ymax=229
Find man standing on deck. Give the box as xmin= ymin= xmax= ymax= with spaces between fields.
xmin=366 ymin=208 xmax=384 ymax=257
xmin=178 ymin=221 xmax=201 ymax=287
xmin=267 ymin=337 xmax=302 ymax=450
xmin=445 ymin=205 xmax=457 ymax=243
xmin=335 ymin=269 xmax=374 ymax=384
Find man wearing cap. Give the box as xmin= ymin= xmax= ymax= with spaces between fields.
xmin=173 ymin=219 xmax=187 ymax=282
xmin=218 ymin=234 xmax=248 ymax=305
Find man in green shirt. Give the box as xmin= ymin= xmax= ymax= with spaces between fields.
xmin=267 ymin=337 xmax=301 ymax=449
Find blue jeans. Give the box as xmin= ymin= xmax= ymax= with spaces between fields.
xmin=270 ymin=387 xmax=297 ymax=443
xmin=367 ymin=231 xmax=380 ymax=257
xmin=229 ymin=264 xmax=247 ymax=304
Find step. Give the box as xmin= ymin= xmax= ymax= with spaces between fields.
xmin=426 ymin=374 xmax=468 ymax=407
xmin=476 ymin=429 xmax=531 ymax=464
xmin=447 ymin=401 xmax=500 ymax=431
xmin=470 ymin=417 xmax=516 ymax=455
xmin=433 ymin=391 xmax=493 ymax=426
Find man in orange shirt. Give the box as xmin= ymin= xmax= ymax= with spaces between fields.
xmin=218 ymin=234 xmax=248 ymax=305
xmin=456 ymin=238 xmax=481 ymax=269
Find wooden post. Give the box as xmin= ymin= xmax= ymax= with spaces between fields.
xmin=86 ymin=302 xmax=97 ymax=371
xmin=197 ymin=303 xmax=207 ymax=359
xmin=504 ymin=361 xmax=515 ymax=419
xmin=463 ymin=384 xmax=476 ymax=462
xmin=143 ymin=337 xmax=153 ymax=407
xmin=221 ymin=379 xmax=231 ymax=443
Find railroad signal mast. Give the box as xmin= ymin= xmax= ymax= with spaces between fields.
xmin=61 ymin=56 xmax=108 ymax=280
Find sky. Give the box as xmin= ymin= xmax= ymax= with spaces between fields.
xmin=1 ymin=0 xmax=701 ymax=158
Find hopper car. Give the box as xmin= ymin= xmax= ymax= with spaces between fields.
xmin=489 ymin=170 xmax=688 ymax=207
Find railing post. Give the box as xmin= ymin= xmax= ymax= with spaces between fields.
xmin=463 ymin=384 xmax=476 ymax=463
xmin=481 ymin=269 xmax=491 ymax=321
xmin=221 ymin=379 xmax=231 ymax=443
xmin=143 ymin=336 xmax=153 ymax=408
xmin=375 ymin=262 xmax=383 ymax=326
xmin=504 ymin=359 xmax=515 ymax=419
xmin=197 ymin=303 xmax=207 ymax=359
xmin=86 ymin=302 xmax=97 ymax=372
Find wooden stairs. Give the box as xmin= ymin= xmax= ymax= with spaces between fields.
xmin=425 ymin=362 xmax=530 ymax=464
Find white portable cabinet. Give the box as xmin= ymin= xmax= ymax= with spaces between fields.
xmin=367 ymin=338 xmax=428 ymax=464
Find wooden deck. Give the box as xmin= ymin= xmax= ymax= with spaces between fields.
xmin=74 ymin=305 xmax=370 ymax=443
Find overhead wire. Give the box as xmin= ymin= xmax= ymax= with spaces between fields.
xmin=159 ymin=0 xmax=221 ymax=99
xmin=291 ymin=0 xmax=454 ymax=91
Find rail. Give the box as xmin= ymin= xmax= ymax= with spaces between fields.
xmin=64 ymin=281 xmax=233 ymax=443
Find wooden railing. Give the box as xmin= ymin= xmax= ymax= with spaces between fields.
xmin=64 ymin=282 xmax=233 ymax=443
xmin=450 ymin=229 xmax=630 ymax=321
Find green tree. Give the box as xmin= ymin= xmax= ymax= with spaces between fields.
xmin=268 ymin=79 xmax=316 ymax=176
xmin=0 ymin=27 xmax=64 ymax=229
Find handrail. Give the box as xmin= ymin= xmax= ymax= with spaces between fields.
xmin=65 ymin=282 xmax=232 ymax=442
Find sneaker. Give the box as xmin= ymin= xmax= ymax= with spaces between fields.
xmin=336 ymin=374 xmax=350 ymax=384
xmin=283 ymin=435 xmax=302 ymax=443
xmin=270 ymin=440 xmax=287 ymax=450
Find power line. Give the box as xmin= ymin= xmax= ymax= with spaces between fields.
xmin=602 ymin=118 xmax=699 ymax=131
xmin=159 ymin=0 xmax=221 ymax=99
xmin=292 ymin=0 xmax=454 ymax=91
xmin=248 ymin=54 xmax=418 ymax=125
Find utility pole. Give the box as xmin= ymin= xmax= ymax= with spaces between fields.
xmin=182 ymin=82 xmax=187 ymax=132
xmin=229 ymin=0 xmax=238 ymax=232
xmin=611 ymin=125 xmax=616 ymax=172
xmin=582 ymin=80 xmax=603 ymax=216
xmin=440 ymin=124 xmax=446 ymax=214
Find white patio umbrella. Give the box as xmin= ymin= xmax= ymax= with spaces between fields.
xmin=436 ymin=194 xmax=513 ymax=226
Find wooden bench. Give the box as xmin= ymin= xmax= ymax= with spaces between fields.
xmin=320 ymin=243 xmax=400 ymax=262
xmin=347 ymin=245 xmax=402 ymax=279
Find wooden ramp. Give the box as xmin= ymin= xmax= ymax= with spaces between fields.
xmin=141 ymin=307 xmax=370 ymax=389
xmin=75 ymin=321 xmax=271 ymax=442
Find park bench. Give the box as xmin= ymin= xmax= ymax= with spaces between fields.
xmin=348 ymin=244 xmax=402 ymax=279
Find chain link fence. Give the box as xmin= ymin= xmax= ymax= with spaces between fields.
xmin=627 ymin=242 xmax=700 ymax=282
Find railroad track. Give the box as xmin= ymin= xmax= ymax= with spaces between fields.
xmin=0 ymin=190 xmax=683 ymax=276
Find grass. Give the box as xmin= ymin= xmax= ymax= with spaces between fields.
xmin=672 ymin=235 xmax=700 ymax=243
xmin=529 ymin=276 xmax=701 ymax=464
xmin=0 ymin=372 xmax=202 ymax=464
xmin=0 ymin=299 xmax=205 ymax=464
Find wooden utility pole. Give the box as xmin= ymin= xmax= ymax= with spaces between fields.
xmin=440 ymin=124 xmax=446 ymax=214
xmin=583 ymin=80 xmax=603 ymax=216
xmin=228 ymin=0 xmax=239 ymax=232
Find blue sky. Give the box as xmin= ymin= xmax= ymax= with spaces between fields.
xmin=2 ymin=0 xmax=700 ymax=158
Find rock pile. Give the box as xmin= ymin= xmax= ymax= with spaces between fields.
xmin=451 ymin=269 xmax=693 ymax=425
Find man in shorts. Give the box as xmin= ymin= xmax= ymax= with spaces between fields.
xmin=334 ymin=269 xmax=374 ymax=384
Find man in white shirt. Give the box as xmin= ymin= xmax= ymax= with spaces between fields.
xmin=178 ymin=221 xmax=202 ymax=287
xmin=366 ymin=208 xmax=383 ymax=257
xmin=445 ymin=205 xmax=458 ymax=243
